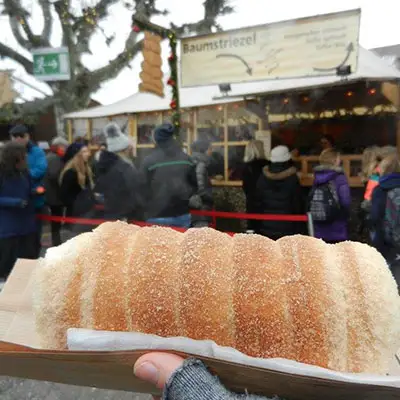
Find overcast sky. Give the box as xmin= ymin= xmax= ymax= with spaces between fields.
xmin=1 ymin=0 xmax=400 ymax=106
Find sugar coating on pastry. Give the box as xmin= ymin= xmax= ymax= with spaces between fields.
xmin=33 ymin=221 xmax=400 ymax=374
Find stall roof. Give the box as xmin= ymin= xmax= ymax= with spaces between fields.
xmin=65 ymin=47 xmax=400 ymax=119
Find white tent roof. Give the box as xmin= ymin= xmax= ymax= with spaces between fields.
xmin=65 ymin=47 xmax=400 ymax=119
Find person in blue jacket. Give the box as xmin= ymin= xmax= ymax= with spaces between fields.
xmin=370 ymin=154 xmax=400 ymax=266
xmin=0 ymin=142 xmax=37 ymax=279
xmin=9 ymin=124 xmax=47 ymax=257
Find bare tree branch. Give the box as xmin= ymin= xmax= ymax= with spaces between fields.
xmin=84 ymin=0 xmax=154 ymax=90
xmin=53 ymin=0 xmax=79 ymax=77
xmin=0 ymin=42 xmax=33 ymax=74
xmin=72 ymin=0 xmax=118 ymax=54
xmin=4 ymin=0 xmax=48 ymax=49
xmin=38 ymin=0 xmax=52 ymax=45
xmin=89 ymin=33 xmax=143 ymax=89
xmin=4 ymin=0 xmax=38 ymax=43
xmin=1 ymin=0 xmax=234 ymax=117
xmin=172 ymin=0 xmax=233 ymax=35
xmin=8 ymin=16 xmax=31 ymax=48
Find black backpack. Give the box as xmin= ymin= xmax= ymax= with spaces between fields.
xmin=309 ymin=181 xmax=341 ymax=223
xmin=383 ymin=187 xmax=400 ymax=248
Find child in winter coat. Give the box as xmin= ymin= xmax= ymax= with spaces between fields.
xmin=0 ymin=142 xmax=37 ymax=279
xmin=310 ymin=149 xmax=351 ymax=243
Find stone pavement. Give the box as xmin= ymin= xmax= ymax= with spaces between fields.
xmin=0 ymin=378 xmax=151 ymax=399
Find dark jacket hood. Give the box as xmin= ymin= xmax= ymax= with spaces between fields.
xmin=379 ymin=173 xmax=400 ymax=190
xmin=262 ymin=163 xmax=297 ymax=181
xmin=97 ymin=151 xmax=120 ymax=174
xmin=245 ymin=158 xmax=269 ymax=168
xmin=156 ymin=138 xmax=181 ymax=155
xmin=191 ymin=152 xmax=209 ymax=165
xmin=313 ymin=165 xmax=344 ymax=185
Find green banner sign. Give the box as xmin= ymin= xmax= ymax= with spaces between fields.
xmin=32 ymin=47 xmax=71 ymax=82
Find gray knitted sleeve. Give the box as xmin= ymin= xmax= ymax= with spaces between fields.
xmin=163 ymin=358 xmax=281 ymax=400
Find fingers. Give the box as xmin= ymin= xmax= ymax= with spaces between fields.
xmin=134 ymin=352 xmax=185 ymax=389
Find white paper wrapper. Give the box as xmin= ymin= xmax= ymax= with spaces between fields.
xmin=68 ymin=328 xmax=400 ymax=388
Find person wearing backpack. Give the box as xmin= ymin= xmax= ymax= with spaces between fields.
xmin=309 ymin=149 xmax=351 ymax=243
xmin=370 ymin=154 xmax=400 ymax=274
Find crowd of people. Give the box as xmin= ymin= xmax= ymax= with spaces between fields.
xmin=1 ymin=121 xmax=400 ymax=286
xmin=242 ymin=137 xmax=351 ymax=243
xmin=242 ymin=139 xmax=400 ymax=284
xmin=359 ymin=145 xmax=400 ymax=277
xmin=2 ymin=123 xmax=400 ymax=399
xmin=0 ymin=122 xmax=215 ymax=279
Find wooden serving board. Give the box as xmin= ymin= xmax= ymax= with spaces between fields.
xmin=0 ymin=260 xmax=399 ymax=400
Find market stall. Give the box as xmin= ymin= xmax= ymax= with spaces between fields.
xmin=64 ymin=46 xmax=400 ymax=188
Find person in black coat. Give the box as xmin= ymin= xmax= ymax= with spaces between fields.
xmin=95 ymin=122 xmax=144 ymax=221
xmin=141 ymin=123 xmax=197 ymax=228
xmin=44 ymin=137 xmax=69 ymax=246
xmin=256 ymin=145 xmax=304 ymax=240
xmin=189 ymin=139 xmax=213 ymax=228
xmin=242 ymin=140 xmax=268 ymax=231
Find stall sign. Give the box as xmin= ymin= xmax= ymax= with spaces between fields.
xmin=180 ymin=9 xmax=360 ymax=87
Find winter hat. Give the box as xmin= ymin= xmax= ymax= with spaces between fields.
xmin=103 ymin=122 xmax=132 ymax=153
xmin=9 ymin=124 xmax=29 ymax=137
xmin=63 ymin=142 xmax=85 ymax=164
xmin=51 ymin=137 xmax=69 ymax=147
xmin=154 ymin=123 xmax=174 ymax=144
xmin=191 ymin=139 xmax=211 ymax=154
xmin=270 ymin=145 xmax=291 ymax=163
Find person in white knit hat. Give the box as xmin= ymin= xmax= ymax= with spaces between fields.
xmin=94 ymin=122 xmax=144 ymax=221
xmin=255 ymin=145 xmax=305 ymax=240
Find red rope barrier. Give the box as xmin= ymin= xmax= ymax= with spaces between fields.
xmin=36 ymin=214 xmax=234 ymax=235
xmin=37 ymin=209 xmax=309 ymax=240
xmin=190 ymin=209 xmax=309 ymax=222
xmin=38 ymin=214 xmax=105 ymax=226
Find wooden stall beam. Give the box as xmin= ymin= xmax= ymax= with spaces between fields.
xmin=67 ymin=120 xmax=73 ymax=143
xmin=86 ymin=119 xmax=92 ymax=140
xmin=397 ymin=119 xmax=400 ymax=155
xmin=223 ymin=104 xmax=229 ymax=182
xmin=193 ymin=109 xmax=198 ymax=141
xmin=128 ymin=115 xmax=137 ymax=156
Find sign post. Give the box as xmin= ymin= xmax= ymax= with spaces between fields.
xmin=180 ymin=9 xmax=361 ymax=87
xmin=32 ymin=47 xmax=71 ymax=82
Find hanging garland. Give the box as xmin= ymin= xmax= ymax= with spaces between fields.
xmin=132 ymin=17 xmax=180 ymax=135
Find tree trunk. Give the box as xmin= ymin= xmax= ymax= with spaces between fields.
xmin=54 ymin=104 xmax=67 ymax=137
xmin=53 ymin=85 xmax=91 ymax=137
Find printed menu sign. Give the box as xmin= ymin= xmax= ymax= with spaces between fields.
xmin=180 ymin=9 xmax=360 ymax=87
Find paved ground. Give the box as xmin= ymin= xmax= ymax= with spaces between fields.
xmin=0 ymin=378 xmax=151 ymax=399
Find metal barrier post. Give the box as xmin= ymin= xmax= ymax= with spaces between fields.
xmin=306 ymin=212 xmax=314 ymax=237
